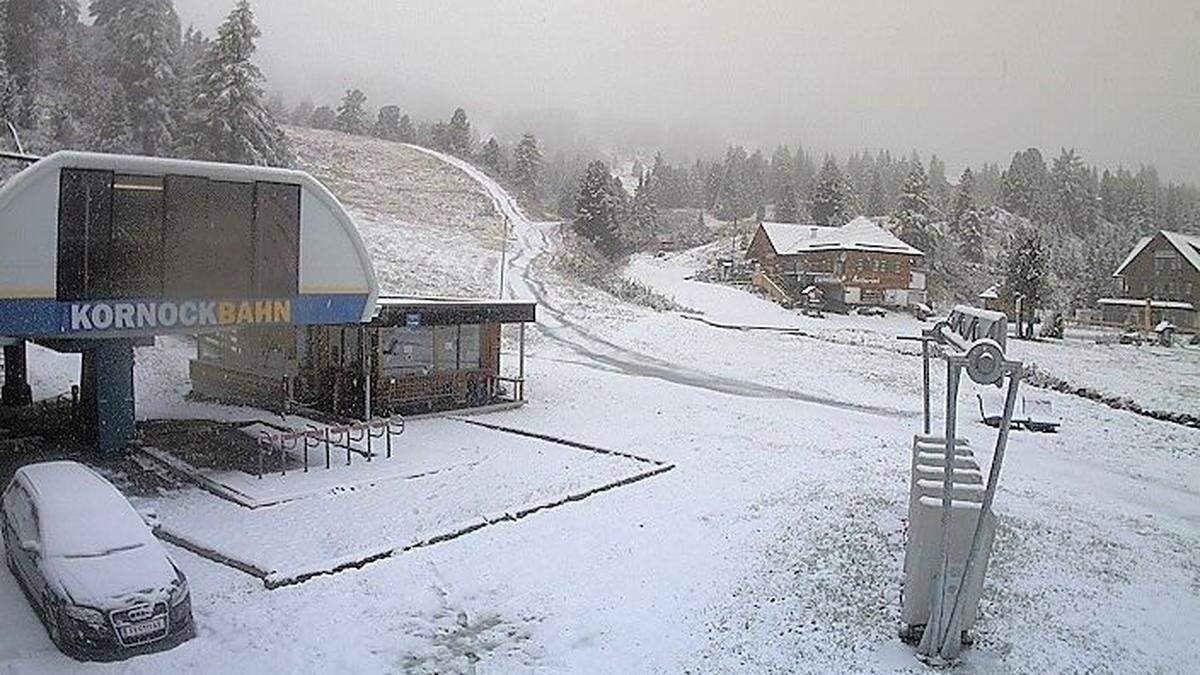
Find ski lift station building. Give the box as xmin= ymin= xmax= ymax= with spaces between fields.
xmin=0 ymin=151 xmax=534 ymax=453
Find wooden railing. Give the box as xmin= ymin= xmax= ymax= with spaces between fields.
xmin=751 ymin=270 xmax=794 ymax=307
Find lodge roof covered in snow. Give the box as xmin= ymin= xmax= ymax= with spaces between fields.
xmin=757 ymin=217 xmax=924 ymax=257
xmin=1112 ymin=230 xmax=1200 ymax=277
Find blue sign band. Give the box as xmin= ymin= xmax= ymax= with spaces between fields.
xmin=0 ymin=294 xmax=369 ymax=337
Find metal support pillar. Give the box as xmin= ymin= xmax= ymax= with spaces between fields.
xmin=921 ymin=339 xmax=931 ymax=435
xmin=81 ymin=340 xmax=135 ymax=455
xmin=1 ymin=340 xmax=33 ymax=407
xmin=518 ymin=322 xmax=526 ymax=401
xmin=362 ymin=326 xmax=372 ymax=421
xmin=919 ymin=355 xmax=964 ymax=662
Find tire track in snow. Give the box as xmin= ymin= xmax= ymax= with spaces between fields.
xmin=405 ymin=144 xmax=908 ymax=420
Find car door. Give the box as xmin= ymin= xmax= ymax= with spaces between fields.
xmin=23 ymin=496 xmax=52 ymax=607
xmin=1 ymin=483 xmax=18 ymax=562
xmin=4 ymin=483 xmax=38 ymax=590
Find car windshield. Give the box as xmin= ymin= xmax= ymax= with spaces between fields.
xmin=61 ymin=542 xmax=144 ymax=559
xmin=40 ymin=506 xmax=154 ymax=559
xmin=27 ymin=469 xmax=156 ymax=559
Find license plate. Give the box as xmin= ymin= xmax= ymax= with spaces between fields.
xmin=119 ymin=617 xmax=166 ymax=639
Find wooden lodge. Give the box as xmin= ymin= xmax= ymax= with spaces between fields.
xmin=746 ymin=217 xmax=926 ymax=309
xmin=190 ymin=296 xmax=536 ymax=418
xmin=1100 ymin=230 xmax=1199 ymax=332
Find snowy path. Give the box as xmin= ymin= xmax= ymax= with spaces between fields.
xmin=405 ymin=145 xmax=908 ymax=420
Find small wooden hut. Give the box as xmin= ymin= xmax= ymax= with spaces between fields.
xmin=191 ymin=296 xmax=536 ymax=418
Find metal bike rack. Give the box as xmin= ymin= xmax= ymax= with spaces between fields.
xmin=254 ymin=415 xmax=407 ymax=479
xmin=899 ymin=306 xmax=1023 ymax=664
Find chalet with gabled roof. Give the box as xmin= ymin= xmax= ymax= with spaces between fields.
xmin=1100 ymin=230 xmax=1199 ymax=331
xmin=747 ymin=217 xmax=926 ymax=308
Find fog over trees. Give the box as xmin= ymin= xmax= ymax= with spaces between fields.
xmin=3 ymin=0 xmax=1200 ymax=312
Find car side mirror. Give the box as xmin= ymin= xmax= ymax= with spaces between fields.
xmin=20 ymin=540 xmax=40 ymax=557
xmin=137 ymin=508 xmax=160 ymax=531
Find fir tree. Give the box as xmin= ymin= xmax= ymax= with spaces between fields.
xmin=927 ymin=154 xmax=949 ymax=214
xmin=265 ymin=92 xmax=287 ymax=121
xmin=289 ymin=97 xmax=314 ymax=126
xmin=171 ymin=25 xmax=209 ymax=144
xmin=575 ymin=160 xmax=621 ymax=253
xmin=775 ymin=180 xmax=799 ymax=223
xmin=894 ymin=164 xmax=934 ymax=254
xmin=1000 ymin=148 xmax=1051 ymax=222
xmin=446 ymin=106 xmax=471 ymax=156
xmin=0 ymin=0 xmax=13 ymax=123
xmin=865 ymin=168 xmax=886 ymax=216
xmin=336 ymin=88 xmax=368 ymax=135
xmin=811 ymin=156 xmax=851 ymax=226
xmin=953 ymin=167 xmax=984 ymax=262
xmin=309 ymin=105 xmax=336 ymax=129
xmin=1004 ymin=226 xmax=1048 ymax=338
xmin=556 ymin=180 xmax=576 ymax=220
xmin=1051 ymin=147 xmax=1095 ymax=234
xmin=630 ymin=171 xmax=658 ymax=236
xmin=92 ymin=88 xmax=131 ymax=152
xmin=372 ymin=104 xmax=402 ymax=140
xmin=429 ymin=121 xmax=449 ymax=150
xmin=713 ymin=145 xmax=748 ymax=220
xmin=512 ymin=133 xmax=542 ymax=198
xmin=181 ymin=0 xmax=293 ymax=166
xmin=94 ymin=0 xmax=180 ymax=155
xmin=5 ymin=0 xmax=78 ymax=127
xmin=745 ymin=150 xmax=768 ymax=218
xmin=480 ymin=136 xmax=506 ymax=177
xmin=396 ymin=113 xmax=415 ymax=143
xmin=769 ymin=144 xmax=793 ymax=201
xmin=89 ymin=0 xmax=124 ymax=27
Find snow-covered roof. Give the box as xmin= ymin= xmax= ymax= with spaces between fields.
xmin=978 ymin=284 xmax=1000 ymax=300
xmin=758 ymin=217 xmax=924 ymax=257
xmin=377 ymin=295 xmax=534 ymax=308
xmin=1097 ymin=297 xmax=1195 ymax=311
xmin=1112 ymin=231 xmax=1200 ymax=277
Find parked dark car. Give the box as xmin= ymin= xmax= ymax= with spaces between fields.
xmin=2 ymin=461 xmax=194 ymax=661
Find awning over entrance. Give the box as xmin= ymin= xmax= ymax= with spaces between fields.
xmin=370 ymin=296 xmax=537 ymax=327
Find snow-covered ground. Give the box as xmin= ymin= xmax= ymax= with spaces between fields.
xmin=290 ymin=126 xmax=506 ymax=297
xmin=627 ymin=245 xmax=1200 ymax=417
xmin=3 ymin=139 xmax=1199 ymax=673
xmin=150 ymin=418 xmax=659 ymax=581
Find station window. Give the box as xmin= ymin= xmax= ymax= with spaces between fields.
xmin=459 ymin=325 xmax=482 ymax=369
xmin=57 ymin=168 xmax=113 ymax=300
xmin=58 ymin=169 xmax=301 ymax=301
xmin=255 ymin=182 xmax=300 ymax=296
xmin=82 ymin=174 xmax=165 ymax=298
xmin=164 ymin=176 xmax=254 ymax=297
xmin=381 ymin=326 xmax=434 ymax=376
xmin=434 ymin=326 xmax=459 ymax=371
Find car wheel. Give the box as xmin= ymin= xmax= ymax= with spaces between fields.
xmin=43 ymin=599 xmax=63 ymax=647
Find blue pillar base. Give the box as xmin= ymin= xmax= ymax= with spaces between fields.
xmin=81 ymin=340 xmax=136 ymax=455
xmin=2 ymin=342 xmax=33 ymax=407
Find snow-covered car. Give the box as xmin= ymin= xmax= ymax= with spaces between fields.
xmin=2 ymin=461 xmax=194 ymax=661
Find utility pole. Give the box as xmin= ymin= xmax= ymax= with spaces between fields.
xmin=497 ymin=215 xmax=508 ymax=299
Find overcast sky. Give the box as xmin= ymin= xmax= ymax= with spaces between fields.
xmin=176 ymin=0 xmax=1200 ymax=182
